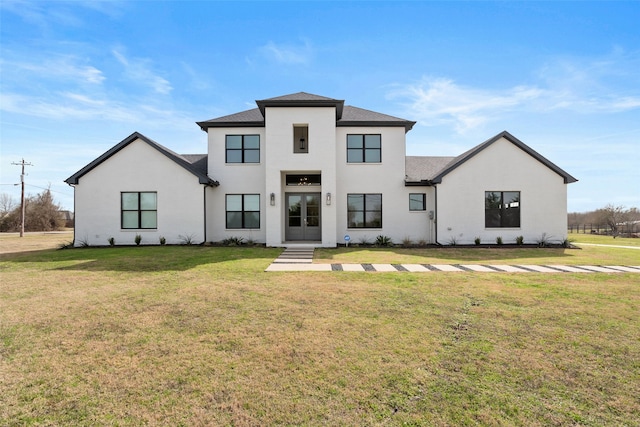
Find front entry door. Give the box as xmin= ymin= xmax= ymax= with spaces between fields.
xmin=285 ymin=193 xmax=321 ymax=241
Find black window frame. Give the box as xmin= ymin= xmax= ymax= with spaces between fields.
xmin=121 ymin=191 xmax=157 ymax=230
xmin=346 ymin=134 xmax=382 ymax=163
xmin=347 ymin=193 xmax=382 ymax=228
xmin=485 ymin=191 xmax=521 ymax=228
xmin=225 ymin=135 xmax=260 ymax=164
xmin=409 ymin=193 xmax=426 ymax=211
xmin=225 ymin=194 xmax=261 ymax=229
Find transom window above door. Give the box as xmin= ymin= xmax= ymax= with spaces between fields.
xmin=285 ymin=174 xmax=321 ymax=186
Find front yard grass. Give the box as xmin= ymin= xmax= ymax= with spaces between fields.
xmin=1 ymin=234 xmax=639 ymax=425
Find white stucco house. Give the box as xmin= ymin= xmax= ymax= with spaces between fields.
xmin=65 ymin=92 xmax=577 ymax=247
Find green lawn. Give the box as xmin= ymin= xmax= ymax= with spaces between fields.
xmin=1 ymin=235 xmax=639 ymax=426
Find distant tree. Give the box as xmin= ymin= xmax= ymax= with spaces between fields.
xmin=0 ymin=188 xmax=65 ymax=232
xmin=598 ymin=204 xmax=628 ymax=238
xmin=0 ymin=193 xmax=16 ymax=216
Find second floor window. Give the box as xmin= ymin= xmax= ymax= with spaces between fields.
xmin=347 ymin=134 xmax=381 ymax=163
xmin=226 ymin=135 xmax=260 ymax=163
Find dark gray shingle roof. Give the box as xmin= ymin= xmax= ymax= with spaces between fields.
xmin=197 ymin=92 xmax=415 ymax=132
xmin=65 ymin=132 xmax=218 ymax=186
xmin=405 ymin=131 xmax=578 ymax=185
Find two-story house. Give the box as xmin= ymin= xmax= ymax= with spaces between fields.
xmin=65 ymin=92 xmax=577 ymax=247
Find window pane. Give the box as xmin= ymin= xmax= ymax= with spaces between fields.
xmin=364 ymin=135 xmax=381 ymax=148
xmin=348 ymin=212 xmax=364 ymax=228
xmin=140 ymin=192 xmax=156 ymax=210
xmin=122 ymin=211 xmax=139 ymax=229
xmin=244 ymin=135 xmax=260 ymax=149
xmin=226 ymin=195 xmax=242 ymax=211
xmin=347 ymin=149 xmax=363 ymax=163
xmin=243 ymin=149 xmax=260 ymax=163
xmin=347 ymin=135 xmax=363 ymax=148
xmin=347 ymin=194 xmax=364 ymax=211
xmin=365 ymin=211 xmax=382 ymax=228
xmin=289 ymin=216 xmax=301 ymax=227
xmin=140 ymin=211 xmax=157 ymax=228
xmin=122 ymin=193 xmax=138 ymax=210
xmin=366 ymin=194 xmax=382 ymax=209
xmin=226 ymin=150 xmax=242 ymax=163
xmin=226 ymin=135 xmax=242 ymax=149
xmin=364 ymin=149 xmax=381 ymax=163
xmin=244 ymin=194 xmax=260 ymax=211
xmin=409 ymin=193 xmax=425 ymax=211
xmin=244 ymin=212 xmax=260 ymax=228
xmin=226 ymin=212 xmax=242 ymax=228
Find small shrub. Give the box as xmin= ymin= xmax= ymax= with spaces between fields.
xmin=496 ymin=236 xmax=503 ymax=245
xmin=474 ymin=237 xmax=481 ymax=246
xmin=77 ymin=236 xmax=90 ymax=248
xmin=134 ymin=234 xmax=142 ymax=246
xmin=515 ymin=235 xmax=524 ymax=245
xmin=178 ymin=233 xmax=196 ymax=245
xmin=402 ymin=236 xmax=413 ymax=247
xmin=108 ymin=237 xmax=115 ymax=246
xmin=536 ymin=233 xmax=550 ymax=247
xmin=159 ymin=236 xmax=166 ymax=245
xmin=358 ymin=236 xmax=371 ymax=246
xmin=417 ymin=238 xmax=428 ymax=247
xmin=222 ymin=236 xmax=244 ymax=246
xmin=561 ymin=237 xmax=573 ymax=248
xmin=375 ymin=235 xmax=392 ymax=247
xmin=448 ymin=236 xmax=458 ymax=246
xmin=58 ymin=241 xmax=74 ymax=250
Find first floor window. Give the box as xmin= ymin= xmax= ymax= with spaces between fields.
xmin=226 ymin=194 xmax=260 ymax=229
xmin=485 ymin=191 xmax=520 ymax=228
xmin=122 ymin=192 xmax=157 ymax=229
xmin=409 ymin=193 xmax=426 ymax=211
xmin=347 ymin=193 xmax=382 ymax=228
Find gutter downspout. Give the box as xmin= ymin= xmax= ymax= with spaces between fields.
xmin=203 ymin=185 xmax=207 ymax=244
xmin=434 ymin=185 xmax=440 ymax=245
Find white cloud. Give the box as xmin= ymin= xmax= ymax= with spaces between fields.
xmin=390 ymin=52 xmax=640 ymax=134
xmin=1 ymin=56 xmax=105 ymax=85
xmin=112 ymin=49 xmax=172 ymax=94
xmin=260 ymin=40 xmax=312 ymax=65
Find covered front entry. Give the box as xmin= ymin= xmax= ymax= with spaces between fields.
xmin=285 ymin=193 xmax=321 ymax=241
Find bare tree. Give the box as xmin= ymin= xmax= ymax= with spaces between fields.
xmin=0 ymin=193 xmax=16 ymax=216
xmin=598 ymin=204 xmax=628 ymax=238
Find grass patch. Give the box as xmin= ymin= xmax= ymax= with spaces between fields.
xmin=1 ymin=234 xmax=639 ymax=425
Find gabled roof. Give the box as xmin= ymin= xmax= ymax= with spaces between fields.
xmin=405 ymin=131 xmax=578 ymax=185
xmin=197 ymin=92 xmax=415 ymax=132
xmin=65 ymin=132 xmax=218 ymax=186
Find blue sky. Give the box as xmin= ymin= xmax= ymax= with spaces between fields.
xmin=1 ymin=1 xmax=639 ymax=212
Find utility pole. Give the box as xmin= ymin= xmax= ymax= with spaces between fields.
xmin=11 ymin=159 xmax=33 ymax=237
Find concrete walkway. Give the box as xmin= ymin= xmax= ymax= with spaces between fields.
xmin=265 ymin=247 xmax=640 ymax=273
xmin=266 ymin=263 xmax=640 ymax=272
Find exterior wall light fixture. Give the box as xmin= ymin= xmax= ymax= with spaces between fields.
xmin=326 ymin=192 xmax=331 ymax=205
xmin=270 ymin=192 xmax=275 ymax=206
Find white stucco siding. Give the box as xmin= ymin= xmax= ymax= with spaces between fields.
xmin=436 ymin=137 xmax=568 ymax=245
xmin=73 ymin=139 xmax=206 ymax=246
xmin=336 ymin=127 xmax=429 ymax=244
xmin=264 ymin=107 xmax=338 ymax=247
xmin=206 ymin=127 xmax=267 ymax=243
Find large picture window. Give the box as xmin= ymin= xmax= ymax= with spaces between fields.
xmin=485 ymin=191 xmax=520 ymax=228
xmin=347 ymin=194 xmax=382 ymax=228
xmin=226 ymin=194 xmax=260 ymax=229
xmin=122 ymin=192 xmax=157 ymax=229
xmin=347 ymin=134 xmax=381 ymax=163
xmin=226 ymin=135 xmax=260 ymax=163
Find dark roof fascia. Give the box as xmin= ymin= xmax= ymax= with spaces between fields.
xmin=430 ymin=131 xmax=578 ymax=184
xmin=197 ymin=121 xmax=265 ymax=130
xmin=256 ymin=98 xmax=345 ymax=119
xmin=65 ymin=131 xmax=218 ymax=186
xmin=404 ymin=180 xmax=434 ymax=187
xmin=337 ymin=120 xmax=416 ymax=133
